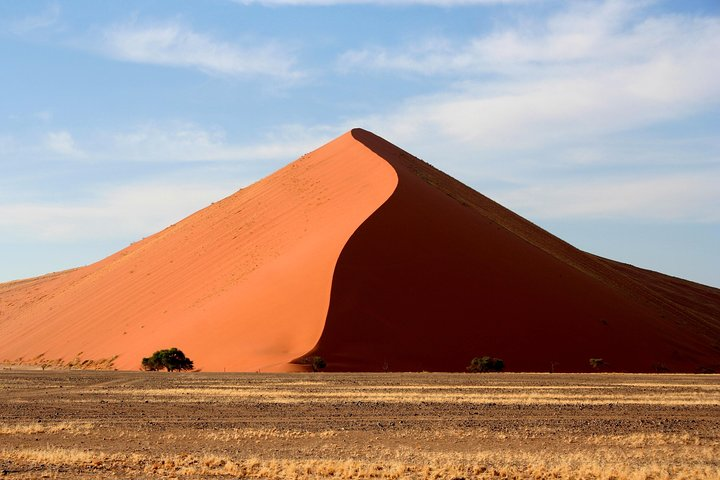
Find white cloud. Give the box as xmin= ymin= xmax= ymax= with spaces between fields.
xmin=103 ymin=122 xmax=336 ymax=162
xmin=5 ymin=122 xmax=335 ymax=165
xmin=331 ymin=1 xmax=720 ymax=224
xmin=492 ymin=171 xmax=720 ymax=223
xmin=236 ymin=0 xmax=532 ymax=5
xmin=0 ymin=121 xmax=343 ymax=242
xmin=45 ymin=131 xmax=85 ymax=158
xmin=338 ymin=1 xmax=664 ymax=74
xmin=347 ymin=2 xmax=720 ymax=151
xmin=99 ymin=21 xmax=302 ymax=79
xmin=0 ymin=179 xmax=239 ymax=242
xmin=8 ymin=4 xmax=60 ymax=34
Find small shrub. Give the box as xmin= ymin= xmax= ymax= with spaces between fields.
xmin=467 ymin=356 xmax=504 ymax=373
xmin=312 ymin=356 xmax=326 ymax=372
xmin=300 ymin=356 xmax=327 ymax=372
xmin=652 ymin=362 xmax=669 ymax=373
xmin=141 ymin=348 xmax=194 ymax=372
xmin=589 ymin=358 xmax=605 ymax=370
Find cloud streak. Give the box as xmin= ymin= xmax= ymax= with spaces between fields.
xmin=235 ymin=0 xmax=532 ymax=5
xmin=99 ymin=21 xmax=302 ymax=79
xmin=0 ymin=179 xmax=239 ymax=242
xmin=102 ymin=122 xmax=336 ymax=163
xmin=492 ymin=170 xmax=720 ymax=223
xmin=45 ymin=131 xmax=85 ymax=158
xmin=339 ymin=1 xmax=654 ymax=74
xmin=333 ymin=1 xmax=720 ymax=224
xmin=7 ymin=3 xmax=60 ymax=34
xmin=3 ymin=122 xmax=336 ymax=165
xmin=348 ymin=1 xmax=720 ymax=149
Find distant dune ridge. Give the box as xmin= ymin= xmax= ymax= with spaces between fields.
xmin=1 ymin=129 xmax=719 ymax=372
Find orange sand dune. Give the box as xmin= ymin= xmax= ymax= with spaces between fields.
xmin=0 ymin=131 xmax=397 ymax=371
xmin=309 ymin=130 xmax=720 ymax=373
xmin=1 ymin=129 xmax=719 ymax=372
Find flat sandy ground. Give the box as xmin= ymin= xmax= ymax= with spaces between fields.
xmin=1 ymin=371 xmax=719 ymax=479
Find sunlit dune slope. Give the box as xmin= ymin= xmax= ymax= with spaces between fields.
xmin=0 ymin=131 xmax=397 ymax=371
xmin=1 ymin=128 xmax=718 ymax=372
xmin=308 ymin=129 xmax=720 ymax=373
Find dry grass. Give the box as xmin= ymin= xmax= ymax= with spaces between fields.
xmin=110 ymin=384 xmax=720 ymax=406
xmin=1 ymin=372 xmax=719 ymax=479
xmin=201 ymin=427 xmax=339 ymax=441
xmin=4 ymin=447 xmax=109 ymax=464
xmin=3 ymin=444 xmax=719 ymax=479
xmin=0 ymin=421 xmax=94 ymax=435
xmin=6 ymin=420 xmax=716 ymax=479
xmin=2 ymin=353 xmax=118 ymax=370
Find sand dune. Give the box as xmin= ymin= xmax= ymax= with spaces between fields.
xmin=310 ymin=130 xmax=720 ymax=372
xmin=0 ymin=131 xmax=397 ymax=371
xmin=1 ymin=129 xmax=718 ymax=372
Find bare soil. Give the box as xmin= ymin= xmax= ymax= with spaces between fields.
xmin=1 ymin=371 xmax=719 ymax=479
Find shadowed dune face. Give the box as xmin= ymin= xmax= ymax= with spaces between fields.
xmin=0 ymin=132 xmax=397 ymax=371
xmin=309 ymin=130 xmax=720 ymax=373
xmin=1 ymin=128 xmax=719 ymax=372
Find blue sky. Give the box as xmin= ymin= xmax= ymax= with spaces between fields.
xmin=1 ymin=0 xmax=719 ymax=287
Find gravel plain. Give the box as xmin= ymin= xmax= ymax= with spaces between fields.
xmin=1 ymin=371 xmax=719 ymax=479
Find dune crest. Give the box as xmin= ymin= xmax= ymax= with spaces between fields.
xmin=1 ymin=129 xmax=719 ymax=372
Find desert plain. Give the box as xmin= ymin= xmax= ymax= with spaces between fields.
xmin=1 ymin=370 xmax=719 ymax=479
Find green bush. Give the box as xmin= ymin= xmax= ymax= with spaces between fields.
xmin=467 ymin=356 xmax=504 ymax=373
xmin=141 ymin=348 xmax=194 ymax=372
xmin=300 ymin=355 xmax=326 ymax=372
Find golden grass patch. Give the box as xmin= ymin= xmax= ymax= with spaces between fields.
xmin=0 ymin=421 xmax=94 ymax=435
xmin=110 ymin=384 xmax=720 ymax=406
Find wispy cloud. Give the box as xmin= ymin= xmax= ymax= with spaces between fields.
xmin=235 ymin=0 xmax=533 ymax=5
xmin=99 ymin=20 xmax=302 ymax=79
xmin=102 ymin=122 xmax=335 ymax=163
xmin=12 ymin=122 xmax=309 ymax=164
xmin=45 ymin=131 xmax=85 ymax=158
xmin=333 ymin=1 xmax=720 ymax=223
xmin=0 ymin=119 xmax=343 ymax=244
xmin=339 ymin=1 xmax=651 ymax=74
xmin=7 ymin=3 xmax=60 ymax=34
xmin=348 ymin=1 xmax=720 ymax=150
xmin=4 ymin=121 xmax=338 ymax=165
xmin=492 ymin=170 xmax=720 ymax=223
xmin=0 ymin=179 xmax=237 ymax=242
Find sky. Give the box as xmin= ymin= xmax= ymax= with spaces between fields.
xmin=1 ymin=0 xmax=719 ymax=287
